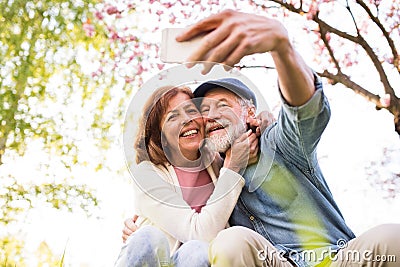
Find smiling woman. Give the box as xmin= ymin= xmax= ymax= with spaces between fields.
xmin=115 ymin=84 xmax=254 ymax=266
xmin=159 ymin=89 xmax=205 ymax=164
xmin=134 ymin=86 xmax=201 ymax=166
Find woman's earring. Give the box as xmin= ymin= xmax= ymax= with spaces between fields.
xmin=161 ymin=134 xmax=168 ymax=147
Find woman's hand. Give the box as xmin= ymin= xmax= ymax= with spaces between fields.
xmin=257 ymin=111 xmax=276 ymax=133
xmin=224 ymin=129 xmax=256 ymax=173
xmin=245 ymin=111 xmax=277 ymax=165
xmin=122 ymin=215 xmax=138 ymax=243
xmin=247 ymin=134 xmax=259 ymax=166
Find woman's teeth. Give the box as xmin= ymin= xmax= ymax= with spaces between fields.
xmin=181 ymin=129 xmax=198 ymax=137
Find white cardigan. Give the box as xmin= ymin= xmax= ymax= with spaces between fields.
xmin=131 ymin=160 xmax=245 ymax=253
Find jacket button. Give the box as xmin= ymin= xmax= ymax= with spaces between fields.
xmin=249 ymin=216 xmax=254 ymax=221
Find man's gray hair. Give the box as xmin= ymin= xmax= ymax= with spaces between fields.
xmin=236 ymin=96 xmax=255 ymax=109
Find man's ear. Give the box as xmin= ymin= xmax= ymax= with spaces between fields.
xmin=246 ymin=105 xmax=258 ymax=133
xmin=247 ymin=105 xmax=256 ymax=118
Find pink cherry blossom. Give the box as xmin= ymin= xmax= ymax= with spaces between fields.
xmin=380 ymin=94 xmax=391 ymax=108
xmin=83 ymin=22 xmax=95 ymax=37
xmin=106 ymin=6 xmax=119 ymax=15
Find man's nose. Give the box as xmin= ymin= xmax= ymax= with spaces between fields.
xmin=207 ymin=105 xmax=221 ymax=120
xmin=203 ymin=117 xmax=216 ymax=123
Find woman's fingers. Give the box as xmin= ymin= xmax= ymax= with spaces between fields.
xmin=122 ymin=217 xmax=139 ymax=243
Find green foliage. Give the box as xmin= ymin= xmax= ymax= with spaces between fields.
xmin=0 ymin=0 xmax=124 ymax=216
xmin=0 ymin=173 xmax=98 ymax=265
xmin=0 ymin=0 xmax=120 ymax=165
xmin=0 ymin=237 xmax=62 ymax=267
xmin=0 ymin=175 xmax=98 ymax=225
xmin=35 ymin=241 xmax=62 ymax=267
xmin=0 ymin=0 xmax=130 ymax=264
xmin=0 ymin=235 xmax=24 ymax=267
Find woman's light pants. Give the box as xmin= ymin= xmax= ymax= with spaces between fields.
xmin=115 ymin=225 xmax=210 ymax=267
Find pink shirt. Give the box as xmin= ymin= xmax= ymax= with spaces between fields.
xmin=174 ymin=166 xmax=215 ymax=213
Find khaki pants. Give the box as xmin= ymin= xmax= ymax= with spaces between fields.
xmin=329 ymin=224 xmax=400 ymax=267
xmin=209 ymin=225 xmax=400 ymax=267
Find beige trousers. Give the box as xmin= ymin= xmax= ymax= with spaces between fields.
xmin=329 ymin=224 xmax=400 ymax=267
xmin=209 ymin=224 xmax=400 ymax=267
xmin=209 ymin=226 xmax=294 ymax=267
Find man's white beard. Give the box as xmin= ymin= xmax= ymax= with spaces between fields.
xmin=207 ymin=132 xmax=231 ymax=153
xmin=207 ymin=112 xmax=247 ymax=153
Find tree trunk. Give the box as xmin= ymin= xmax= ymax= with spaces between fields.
xmin=0 ymin=137 xmax=5 ymax=165
xmin=395 ymin=112 xmax=400 ymax=136
xmin=390 ymin=97 xmax=400 ymax=136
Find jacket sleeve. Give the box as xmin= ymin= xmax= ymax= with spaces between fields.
xmin=269 ymin=73 xmax=331 ymax=170
xmin=132 ymin=162 xmax=244 ymax=243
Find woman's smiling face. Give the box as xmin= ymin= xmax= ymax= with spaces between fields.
xmin=160 ymin=92 xmax=205 ymax=163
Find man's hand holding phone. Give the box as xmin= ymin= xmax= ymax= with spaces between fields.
xmin=161 ymin=28 xmax=212 ymax=64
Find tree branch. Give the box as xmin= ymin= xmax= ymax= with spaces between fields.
xmin=356 ymin=0 xmax=399 ymax=74
xmin=249 ymin=0 xmax=400 ymax=135
xmin=234 ymin=65 xmax=275 ymax=70
xmin=319 ymin=26 xmax=341 ymax=72
xmin=318 ymin=70 xmax=381 ymax=106
xmin=345 ymin=0 xmax=361 ymax=36
xmin=261 ymin=0 xmax=396 ymax=97
xmin=316 ymin=17 xmax=396 ymax=97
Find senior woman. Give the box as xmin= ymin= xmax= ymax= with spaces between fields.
xmin=115 ymin=85 xmax=257 ymax=266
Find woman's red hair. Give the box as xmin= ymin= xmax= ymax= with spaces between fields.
xmin=134 ymin=85 xmax=194 ymax=165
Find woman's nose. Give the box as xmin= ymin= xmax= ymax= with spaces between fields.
xmin=182 ymin=113 xmax=193 ymax=125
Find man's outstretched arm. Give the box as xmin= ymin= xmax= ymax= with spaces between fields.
xmin=177 ymin=9 xmax=315 ymax=106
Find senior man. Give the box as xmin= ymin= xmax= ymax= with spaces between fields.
xmin=121 ymin=10 xmax=400 ymax=267
xmin=184 ymin=9 xmax=400 ymax=267
xmin=193 ymin=74 xmax=399 ymax=267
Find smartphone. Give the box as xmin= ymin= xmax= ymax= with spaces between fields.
xmin=160 ymin=28 xmax=208 ymax=63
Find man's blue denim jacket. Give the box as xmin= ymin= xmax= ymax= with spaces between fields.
xmin=229 ymin=75 xmax=356 ymax=267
